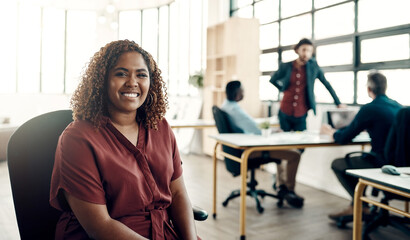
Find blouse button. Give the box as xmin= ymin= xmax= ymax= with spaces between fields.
xmin=294 ymin=95 xmax=299 ymax=100
xmin=296 ymin=73 xmax=301 ymax=78
xmin=293 ymin=102 xmax=297 ymax=107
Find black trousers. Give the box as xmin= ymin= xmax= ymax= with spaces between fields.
xmin=331 ymin=156 xmax=377 ymax=202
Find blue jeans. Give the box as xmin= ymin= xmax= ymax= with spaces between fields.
xmin=278 ymin=110 xmax=307 ymax=132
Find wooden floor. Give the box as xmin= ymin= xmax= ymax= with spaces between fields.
xmin=0 ymin=155 xmax=408 ymax=240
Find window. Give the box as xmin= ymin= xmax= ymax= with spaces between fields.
xmin=259 ymin=75 xmax=279 ymax=101
xmin=254 ymin=0 xmax=279 ymax=24
xmin=142 ymin=8 xmax=159 ymax=61
xmin=281 ymin=0 xmax=311 ymax=18
xmin=280 ymin=14 xmax=312 ymax=46
xmin=17 ymin=5 xmax=41 ymax=93
xmin=357 ymin=70 xmax=410 ymax=105
xmin=260 ymin=52 xmax=278 ymax=72
xmin=314 ymin=3 xmax=354 ymax=39
xmin=232 ymin=0 xmax=410 ymax=104
xmin=281 ymin=50 xmax=298 ymax=63
xmin=118 ymin=11 xmax=142 ymax=44
xmin=259 ymin=22 xmax=279 ymax=50
xmin=158 ymin=6 xmax=169 ymax=84
xmin=361 ymin=34 xmax=410 ymax=63
xmin=358 ymin=0 xmax=410 ymax=32
xmin=65 ymin=10 xmax=97 ymax=94
xmin=0 ymin=2 xmax=17 ymax=93
xmin=234 ymin=5 xmax=253 ymax=18
xmin=314 ymin=0 xmax=345 ymax=9
xmin=41 ymin=8 xmax=65 ymax=94
xmin=314 ymin=72 xmax=354 ymax=103
xmin=316 ymin=42 xmax=353 ymax=66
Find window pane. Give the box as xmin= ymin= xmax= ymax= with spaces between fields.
xmin=314 ymin=72 xmax=354 ymax=103
xmin=281 ymin=0 xmax=311 ymax=18
xmin=142 ymin=8 xmax=159 ymax=62
xmin=260 ymin=52 xmax=278 ymax=72
xmin=359 ymin=0 xmax=410 ymax=32
xmin=314 ymin=0 xmax=345 ymax=8
xmin=234 ymin=0 xmax=253 ymax=8
xmin=259 ymin=22 xmax=279 ymax=50
xmin=281 ymin=49 xmax=298 ymax=63
xmin=168 ymin=3 xmax=178 ymax=95
xmin=17 ymin=5 xmax=41 ymax=93
xmin=42 ymin=8 xmax=65 ymax=93
xmin=361 ymin=35 xmax=410 ymax=63
xmin=0 ymin=2 xmax=17 ymax=93
xmin=66 ymin=10 xmax=97 ymax=94
xmin=235 ymin=5 xmax=253 ymax=18
xmin=314 ymin=3 xmax=354 ymax=39
xmin=280 ymin=14 xmax=311 ymax=46
xmin=158 ymin=6 xmax=169 ymax=84
xmin=255 ymin=0 xmax=279 ymax=24
xmin=357 ymin=70 xmax=410 ymax=105
xmin=119 ymin=10 xmax=141 ymax=44
xmin=259 ymin=75 xmax=279 ymax=101
xmin=316 ymin=42 xmax=353 ymax=66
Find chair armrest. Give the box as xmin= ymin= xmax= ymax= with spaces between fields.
xmin=344 ymin=151 xmax=377 ymax=168
xmin=193 ymin=205 xmax=208 ymax=221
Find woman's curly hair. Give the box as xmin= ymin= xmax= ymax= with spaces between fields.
xmin=71 ymin=39 xmax=168 ymax=130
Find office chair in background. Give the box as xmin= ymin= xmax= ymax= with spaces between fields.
xmin=7 ymin=110 xmax=207 ymax=240
xmin=212 ymin=106 xmax=283 ymax=213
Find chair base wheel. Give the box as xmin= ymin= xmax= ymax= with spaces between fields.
xmin=212 ymin=213 xmax=217 ymax=219
xmin=222 ymin=201 xmax=228 ymax=207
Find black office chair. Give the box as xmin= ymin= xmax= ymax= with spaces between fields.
xmin=7 ymin=110 xmax=207 ymax=240
xmin=360 ymin=107 xmax=410 ymax=239
xmin=212 ymin=106 xmax=283 ymax=213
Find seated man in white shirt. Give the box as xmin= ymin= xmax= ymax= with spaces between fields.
xmin=221 ymin=80 xmax=304 ymax=208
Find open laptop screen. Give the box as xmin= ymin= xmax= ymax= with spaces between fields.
xmin=327 ymin=109 xmax=358 ymax=129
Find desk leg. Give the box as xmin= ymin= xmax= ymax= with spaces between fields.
xmin=212 ymin=142 xmax=219 ymax=219
xmin=353 ymin=179 xmax=366 ymax=240
xmin=240 ymin=150 xmax=251 ymax=239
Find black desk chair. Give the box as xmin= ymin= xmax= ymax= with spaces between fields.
xmin=212 ymin=106 xmax=283 ymax=213
xmin=7 ymin=110 xmax=207 ymax=240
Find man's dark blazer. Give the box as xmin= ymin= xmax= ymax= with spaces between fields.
xmin=269 ymin=58 xmax=341 ymax=115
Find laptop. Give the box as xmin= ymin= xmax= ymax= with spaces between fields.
xmin=327 ymin=109 xmax=358 ymax=129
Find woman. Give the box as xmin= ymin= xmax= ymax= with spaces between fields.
xmin=50 ymin=40 xmax=198 ymax=239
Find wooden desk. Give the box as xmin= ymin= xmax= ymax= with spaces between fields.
xmin=210 ymin=131 xmax=371 ymax=240
xmin=169 ymin=117 xmax=279 ymax=129
xmin=347 ymin=167 xmax=410 ymax=240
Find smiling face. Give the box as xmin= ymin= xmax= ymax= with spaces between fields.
xmin=107 ymin=51 xmax=150 ymax=116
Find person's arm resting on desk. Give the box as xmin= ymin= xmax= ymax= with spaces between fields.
xmin=321 ymin=108 xmax=367 ymax=144
xmin=64 ymin=192 xmax=148 ymax=240
xmin=169 ymin=175 xmax=197 ymax=240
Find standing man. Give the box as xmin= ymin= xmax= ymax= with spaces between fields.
xmin=221 ymin=80 xmax=304 ymax=208
xmin=321 ymin=71 xmax=402 ymax=220
xmin=270 ymin=38 xmax=344 ymax=132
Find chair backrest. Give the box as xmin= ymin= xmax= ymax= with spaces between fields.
xmin=212 ymin=106 xmax=244 ymax=176
xmin=384 ymin=107 xmax=410 ymax=167
xmin=7 ymin=110 xmax=74 ymax=240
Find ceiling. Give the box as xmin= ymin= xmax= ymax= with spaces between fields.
xmin=17 ymin=0 xmax=175 ymax=11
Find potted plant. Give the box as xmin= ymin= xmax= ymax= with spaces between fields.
xmin=188 ymin=71 xmax=204 ymax=89
xmin=259 ymin=121 xmax=271 ymax=137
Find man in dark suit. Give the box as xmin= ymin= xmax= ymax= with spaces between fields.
xmin=270 ymin=38 xmax=344 ymax=132
xmin=321 ymin=71 xmax=402 ymax=220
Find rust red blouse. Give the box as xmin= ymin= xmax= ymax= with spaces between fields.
xmin=280 ymin=61 xmax=309 ymax=117
xmin=50 ymin=116 xmax=183 ymax=240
